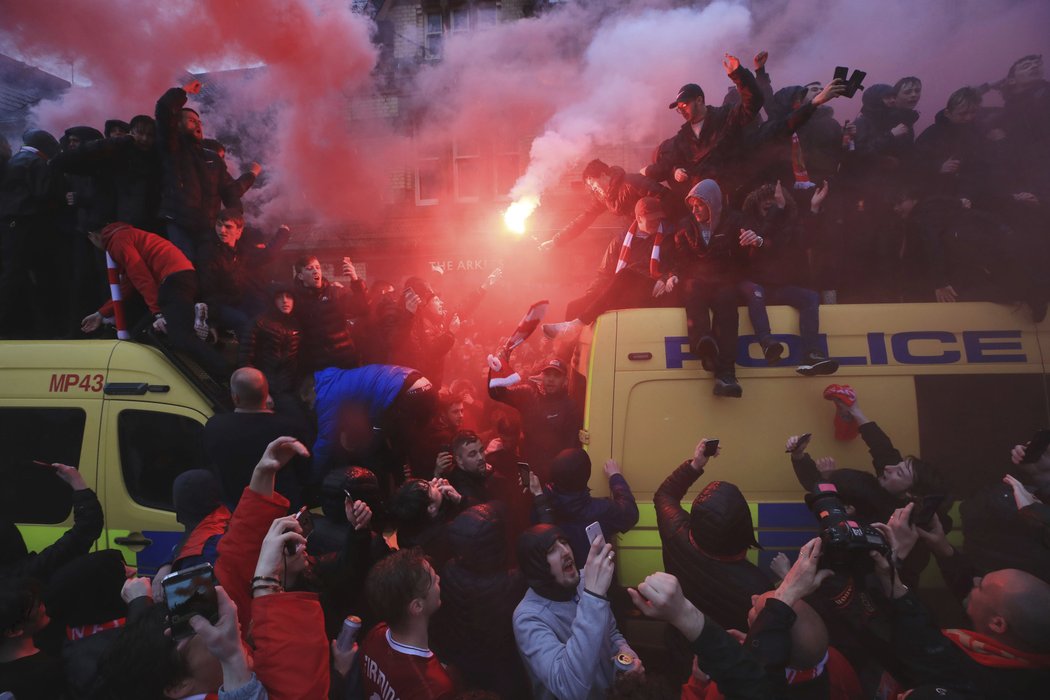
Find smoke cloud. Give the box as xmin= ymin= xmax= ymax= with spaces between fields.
xmin=2 ymin=0 xmax=1048 ymax=229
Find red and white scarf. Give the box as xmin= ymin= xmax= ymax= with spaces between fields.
xmin=615 ymin=222 xmax=664 ymax=279
xmin=943 ymin=629 xmax=1050 ymax=669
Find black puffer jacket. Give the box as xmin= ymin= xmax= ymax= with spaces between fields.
xmin=240 ymin=308 xmax=303 ymax=393
xmin=550 ymin=165 xmax=671 ymax=247
xmin=852 ymin=84 xmax=919 ymax=170
xmin=433 ymin=504 xmax=529 ymax=699
xmin=915 ymin=110 xmax=1000 ymax=206
xmin=654 ymin=461 xmax=773 ymax=632
xmin=155 ymin=87 xmax=242 ymax=233
xmin=51 ymin=135 xmax=162 ymax=231
xmin=294 ymin=280 xmax=368 ymax=371
xmin=197 ymin=226 xmax=290 ymax=308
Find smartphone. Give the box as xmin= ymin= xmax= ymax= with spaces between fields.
xmin=1021 ymin=429 xmax=1050 ymax=464
xmin=585 ymin=520 xmax=604 ymax=545
xmin=703 ymin=439 xmax=720 ymax=457
xmin=162 ymin=563 xmax=219 ymax=640
xmin=287 ymin=506 xmax=314 ymax=555
xmin=439 ymin=443 xmax=452 ymax=455
xmin=785 ymin=433 xmax=813 ymax=453
xmin=844 ymin=69 xmax=867 ymax=98
xmin=833 ymin=65 xmax=849 ymax=82
xmin=909 ymin=494 xmax=947 ymax=529
xmin=517 ymin=461 xmax=531 ymax=487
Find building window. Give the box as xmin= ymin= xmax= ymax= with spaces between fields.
xmin=424 ymin=12 xmax=444 ymax=60
xmin=416 ymin=137 xmax=444 ymax=205
xmin=454 ymin=138 xmax=483 ymax=202
xmin=494 ymin=129 xmax=523 ymax=199
xmin=450 ymin=6 xmax=471 ymax=36
xmin=0 ymin=407 xmax=86 ymax=524
xmin=476 ymin=3 xmax=499 ymax=28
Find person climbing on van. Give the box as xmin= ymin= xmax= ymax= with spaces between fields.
xmin=672 ymin=179 xmax=747 ymax=397
xmin=738 ymin=180 xmax=839 ymax=376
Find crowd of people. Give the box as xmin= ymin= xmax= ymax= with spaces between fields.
xmin=1 ymin=48 xmax=1049 ymax=700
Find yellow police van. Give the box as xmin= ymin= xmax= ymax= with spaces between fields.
xmin=578 ymin=303 xmax=1050 ymax=585
xmin=4 ymin=302 xmax=1047 ymax=581
xmin=2 ymin=339 xmax=226 ymax=574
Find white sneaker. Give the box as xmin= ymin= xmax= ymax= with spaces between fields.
xmin=542 ymin=319 xmax=583 ymax=339
xmin=194 ymin=303 xmax=210 ymax=341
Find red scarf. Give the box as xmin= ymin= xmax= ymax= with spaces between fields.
xmin=943 ymin=629 xmax=1050 ymax=669
xmin=615 ymin=222 xmax=664 ymax=279
xmin=67 ymin=617 xmax=126 ymax=641
xmin=791 ymin=132 xmax=814 ymax=188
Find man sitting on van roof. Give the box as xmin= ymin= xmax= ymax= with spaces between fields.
xmin=654 ymin=438 xmax=773 ymax=638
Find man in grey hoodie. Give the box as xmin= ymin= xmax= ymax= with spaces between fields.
xmin=512 ymin=524 xmax=641 ymax=700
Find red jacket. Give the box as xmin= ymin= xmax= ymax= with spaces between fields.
xmin=97 ymin=222 xmax=193 ymax=316
xmin=216 ymin=487 xmax=330 ymax=700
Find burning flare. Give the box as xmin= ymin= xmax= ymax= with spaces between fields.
xmin=503 ymin=196 xmax=540 ymax=235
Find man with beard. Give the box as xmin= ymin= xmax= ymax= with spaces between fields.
xmin=513 ymin=525 xmax=641 ymax=700
xmin=293 ymin=254 xmax=368 ymax=371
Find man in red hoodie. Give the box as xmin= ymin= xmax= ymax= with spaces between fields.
xmin=80 ymin=222 xmax=228 ymax=378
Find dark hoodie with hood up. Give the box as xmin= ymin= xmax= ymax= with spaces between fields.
xmin=432 ymin=504 xmax=529 ymax=699
xmin=673 ymin=179 xmax=747 ymax=284
xmin=852 ymin=83 xmax=920 ymax=170
xmin=545 ymin=448 xmax=639 ymax=566
xmin=654 ymin=460 xmax=772 ymax=633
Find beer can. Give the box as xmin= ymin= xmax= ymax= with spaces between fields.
xmin=336 ymin=615 xmax=362 ymax=652
xmin=614 ymin=652 xmax=634 ymax=673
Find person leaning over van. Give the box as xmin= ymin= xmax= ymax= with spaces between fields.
xmin=79 ymin=222 xmax=229 ymax=380
xmin=0 ymin=462 xmax=102 ymax=582
xmin=654 ymin=438 xmax=773 ymax=635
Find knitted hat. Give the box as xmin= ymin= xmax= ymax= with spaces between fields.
xmin=550 ymin=448 xmax=591 ymax=492
xmin=689 ymin=481 xmax=760 ymax=557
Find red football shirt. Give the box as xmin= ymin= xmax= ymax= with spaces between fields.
xmin=361 ymin=623 xmax=458 ymax=700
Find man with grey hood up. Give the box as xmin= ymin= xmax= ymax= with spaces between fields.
xmin=673 ymin=178 xmax=749 ymax=397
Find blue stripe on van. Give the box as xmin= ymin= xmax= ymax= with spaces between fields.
xmin=135 ymin=530 xmax=184 ymax=576
xmin=757 ymin=530 xmax=819 ymax=549
xmin=757 ymin=502 xmax=816 ymax=529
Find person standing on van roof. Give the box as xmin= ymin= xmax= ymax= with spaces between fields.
xmin=488 ymin=356 xmax=581 ymax=481
xmin=654 ymin=439 xmax=773 ymax=636
xmin=673 ymin=178 xmax=747 ymax=397
xmin=80 ymin=222 xmax=230 ymax=380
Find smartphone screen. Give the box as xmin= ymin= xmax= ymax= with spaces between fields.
xmin=163 ymin=564 xmax=219 ymax=639
xmin=703 ymin=439 xmax=720 ymax=457
xmin=517 ymin=461 xmax=531 ymax=487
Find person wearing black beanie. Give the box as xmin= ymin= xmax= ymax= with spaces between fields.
xmin=513 ymin=524 xmax=641 ymax=700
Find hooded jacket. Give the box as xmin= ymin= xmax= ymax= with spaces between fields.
xmin=740 ymin=184 xmax=812 ymax=287
xmin=513 ymin=524 xmax=637 ymax=700
xmin=546 ymin=448 xmax=639 ymax=566
xmin=0 ymin=132 xmax=60 ymax=220
xmin=433 ymin=504 xmax=530 ymax=699
xmin=853 ymin=84 xmax=919 ymax=166
xmin=915 ymin=110 xmax=1000 ymax=206
xmin=488 ymin=375 xmax=581 ymax=480
xmin=198 ymin=224 xmax=291 ymax=309
xmin=757 ymin=84 xmax=844 ymax=187
xmin=95 ymin=222 xmax=194 ymax=317
xmin=155 ymin=86 xmax=242 ymax=233
xmin=549 ymin=166 xmax=671 ymax=248
xmin=654 ymin=461 xmax=773 ymax=632
xmin=0 ymin=488 xmax=103 ymax=583
xmin=240 ymin=306 xmax=303 ymax=394
xmin=673 ymin=179 xmax=747 ymax=283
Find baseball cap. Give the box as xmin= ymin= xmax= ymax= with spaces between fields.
xmin=669 ymin=83 xmax=704 ymax=109
xmin=539 ymin=358 xmax=567 ymax=374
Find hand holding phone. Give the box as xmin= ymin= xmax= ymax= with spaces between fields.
xmin=786 ymin=433 xmax=813 ymax=454
xmin=517 ymin=462 xmax=531 ymax=488
xmin=585 ymin=521 xmax=604 ymax=545
xmin=1021 ymin=429 xmax=1050 ymax=464
xmin=287 ymin=507 xmax=314 ymax=555
xmin=703 ymin=439 xmax=720 ymax=457
xmin=163 ymin=563 xmax=219 ymax=639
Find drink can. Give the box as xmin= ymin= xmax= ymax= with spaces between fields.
xmin=336 ymin=615 xmax=362 ymax=652
xmin=614 ymin=652 xmax=634 ymax=673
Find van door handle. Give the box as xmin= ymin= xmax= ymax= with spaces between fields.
xmin=627 ymin=352 xmax=653 ymax=361
xmin=114 ymin=533 xmax=153 ymax=550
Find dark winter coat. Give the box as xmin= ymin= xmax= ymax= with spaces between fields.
xmin=0 ymin=489 xmax=103 ymax=581
xmin=654 ymin=461 xmax=773 ymax=632
xmin=1000 ymin=79 xmax=1050 ymax=195
xmin=550 ymin=166 xmax=670 ymax=247
xmin=487 ymin=382 xmax=581 ymax=480
xmin=758 ymin=84 xmax=844 ymax=187
xmin=294 ymin=279 xmax=368 ymax=371
xmin=915 ymin=110 xmax=1001 ymax=206
xmin=740 ymin=186 xmax=812 ymax=288
xmin=155 ymin=87 xmax=242 ymax=233
xmin=647 ymin=66 xmax=764 ymax=198
xmin=240 ymin=308 xmax=303 ymax=394
xmin=433 ymin=504 xmax=529 ymax=699
xmin=546 ymin=474 xmax=639 ymax=567
xmin=672 ymin=179 xmax=748 ymax=284
xmin=197 ymin=225 xmax=290 ymax=308
xmin=852 ymin=84 xmax=919 ymax=167
xmin=383 ymin=309 xmax=455 ymax=388
xmin=51 ymin=135 xmax=163 ymax=231
xmin=0 ymin=147 xmax=57 ymax=221
xmin=960 ymin=482 xmax=1050 ymax=583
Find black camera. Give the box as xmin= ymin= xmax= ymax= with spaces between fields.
xmin=805 ymin=482 xmax=890 ymax=574
xmin=833 ymin=66 xmax=867 ymax=98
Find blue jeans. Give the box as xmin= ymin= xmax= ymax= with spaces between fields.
xmin=739 ymin=282 xmax=820 ymax=355
xmin=209 ymin=304 xmax=255 ymax=347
